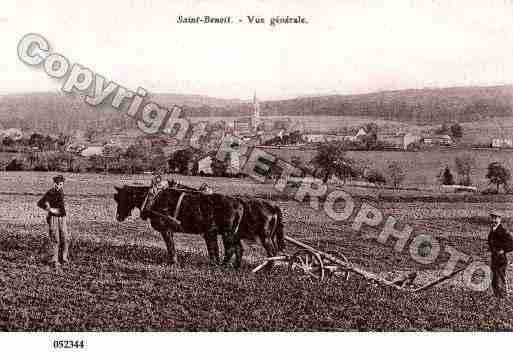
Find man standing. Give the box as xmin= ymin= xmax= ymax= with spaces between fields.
xmin=488 ymin=210 xmax=513 ymax=298
xmin=37 ymin=175 xmax=70 ymax=272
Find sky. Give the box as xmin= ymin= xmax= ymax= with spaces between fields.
xmin=2 ymin=0 xmax=513 ymax=100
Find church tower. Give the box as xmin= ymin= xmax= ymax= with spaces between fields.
xmin=252 ymin=92 xmax=260 ymax=132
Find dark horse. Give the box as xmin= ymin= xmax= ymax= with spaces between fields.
xmin=114 ymin=183 xmax=286 ymax=269
xmin=228 ymin=197 xmax=286 ymax=267
xmin=138 ymin=186 xmax=245 ymax=267
xmin=146 ymin=187 xmax=286 ymax=268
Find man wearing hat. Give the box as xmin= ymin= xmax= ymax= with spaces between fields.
xmin=37 ymin=175 xmax=70 ymax=271
xmin=488 ymin=210 xmax=513 ymax=298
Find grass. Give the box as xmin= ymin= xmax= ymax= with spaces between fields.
xmin=262 ymin=147 xmax=513 ymax=188
xmin=1 ymin=171 xmax=513 ymax=330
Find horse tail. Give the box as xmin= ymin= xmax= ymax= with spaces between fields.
xmin=274 ymin=206 xmax=285 ymax=252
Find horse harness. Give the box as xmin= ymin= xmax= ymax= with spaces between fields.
xmin=142 ymin=183 xmax=216 ymax=227
xmin=143 ymin=187 xmax=186 ymax=226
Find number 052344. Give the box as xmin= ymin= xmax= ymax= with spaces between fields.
xmin=52 ymin=340 xmax=85 ymax=349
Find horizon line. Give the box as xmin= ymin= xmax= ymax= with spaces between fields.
xmin=1 ymin=83 xmax=513 ymax=103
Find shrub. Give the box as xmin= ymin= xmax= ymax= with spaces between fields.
xmin=6 ymin=158 xmax=27 ymax=171
xmin=70 ymin=157 xmax=89 ymax=173
xmin=366 ymin=169 xmax=387 ymax=185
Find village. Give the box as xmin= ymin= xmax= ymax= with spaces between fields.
xmin=1 ymin=93 xmax=512 ymax=187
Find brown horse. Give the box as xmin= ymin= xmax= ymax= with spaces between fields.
xmin=114 ymin=183 xmax=286 ymax=269
xmin=227 ymin=197 xmax=285 ymax=269
xmin=145 ymin=190 xmax=286 ymax=268
xmin=139 ymin=186 xmax=245 ymax=267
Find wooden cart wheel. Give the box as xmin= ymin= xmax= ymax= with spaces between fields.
xmin=289 ymin=249 xmax=325 ymax=281
xmin=325 ymin=250 xmax=351 ymax=281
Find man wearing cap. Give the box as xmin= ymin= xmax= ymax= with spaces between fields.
xmin=488 ymin=210 xmax=513 ymax=298
xmin=37 ymin=175 xmax=70 ymax=271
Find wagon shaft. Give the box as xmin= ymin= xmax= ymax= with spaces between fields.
xmin=252 ymin=235 xmax=469 ymax=293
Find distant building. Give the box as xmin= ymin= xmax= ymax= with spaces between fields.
xmin=252 ymin=92 xmax=260 ymax=132
xmin=196 ymin=156 xmax=213 ymax=175
xmin=339 ymin=127 xmax=367 ymax=142
xmin=65 ymin=141 xmax=88 ymax=154
xmin=324 ymin=134 xmax=347 ymax=142
xmin=80 ymin=146 xmax=104 ymax=157
xmin=302 ymin=134 xmax=325 ymax=143
xmin=404 ymin=133 xmax=421 ymax=149
xmin=421 ymin=135 xmax=453 ymax=146
xmin=234 ymin=92 xmax=261 ymax=137
xmin=234 ymin=118 xmax=252 ymax=136
xmin=378 ymin=132 xmax=421 ymax=150
xmin=225 ymin=152 xmax=248 ymax=175
xmin=0 ymin=128 xmax=23 ymax=141
xmin=492 ymin=138 xmax=513 ymax=148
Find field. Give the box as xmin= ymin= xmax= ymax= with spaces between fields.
xmin=263 ymin=147 xmax=513 ymax=188
xmin=1 ymin=171 xmax=513 ymax=331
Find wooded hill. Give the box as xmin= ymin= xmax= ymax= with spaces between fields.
xmin=1 ymin=85 xmax=512 ymax=134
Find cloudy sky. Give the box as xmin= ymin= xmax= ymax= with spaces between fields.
xmin=2 ymin=0 xmax=513 ymax=100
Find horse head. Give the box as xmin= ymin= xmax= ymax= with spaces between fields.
xmin=140 ymin=185 xmax=164 ymax=220
xmin=114 ymin=185 xmax=148 ymax=221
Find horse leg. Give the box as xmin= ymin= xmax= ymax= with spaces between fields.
xmin=222 ymin=232 xmax=242 ymax=269
xmin=161 ymin=230 xmax=178 ymax=266
xmin=233 ymin=241 xmax=244 ymax=270
xmin=261 ymin=234 xmax=277 ymax=272
xmin=203 ymin=230 xmax=220 ymax=266
xmin=221 ymin=233 xmax=235 ymax=267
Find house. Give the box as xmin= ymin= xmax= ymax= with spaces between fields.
xmin=234 ymin=118 xmax=252 ymax=136
xmin=226 ymin=152 xmax=248 ymax=175
xmin=65 ymin=142 xmax=88 ymax=154
xmin=0 ymin=128 xmax=23 ymax=141
xmin=404 ymin=133 xmax=421 ymax=149
xmin=378 ymin=132 xmax=421 ymax=150
xmin=421 ymin=135 xmax=453 ymax=146
xmin=339 ymin=127 xmax=367 ymax=142
xmin=492 ymin=138 xmax=513 ymax=148
xmin=80 ymin=145 xmax=104 ymax=157
xmin=302 ymin=134 xmax=325 ymax=143
xmin=196 ymin=156 xmax=213 ymax=175
xmin=324 ymin=134 xmax=347 ymax=142
xmin=355 ymin=128 xmax=367 ymax=137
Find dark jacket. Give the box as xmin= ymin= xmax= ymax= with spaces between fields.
xmin=488 ymin=224 xmax=513 ymax=265
xmin=37 ymin=188 xmax=66 ymax=217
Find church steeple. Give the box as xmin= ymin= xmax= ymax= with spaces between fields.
xmin=252 ymin=91 xmax=260 ymax=132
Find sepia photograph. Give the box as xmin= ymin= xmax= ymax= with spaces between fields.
xmin=1 ymin=0 xmax=513 ymax=355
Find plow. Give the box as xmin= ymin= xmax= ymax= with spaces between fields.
xmin=252 ymin=235 xmax=469 ymax=293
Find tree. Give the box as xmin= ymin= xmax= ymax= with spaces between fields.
xmin=291 ymin=156 xmax=303 ymax=169
xmin=85 ymin=127 xmax=97 ymax=142
xmin=435 ymin=124 xmax=450 ymax=135
xmin=366 ymin=169 xmax=387 ymax=186
xmin=2 ymin=137 xmax=15 ymax=147
xmin=102 ymin=145 xmax=125 ymax=174
xmin=360 ymin=123 xmax=378 ymax=149
xmin=57 ymin=133 xmax=72 ymax=150
xmin=211 ymin=157 xmax=228 ymax=177
xmin=168 ymin=147 xmax=203 ymax=175
xmin=125 ymin=143 xmax=150 ymax=174
xmin=455 ymin=155 xmax=475 ymax=186
xmin=28 ymin=133 xmax=46 ymax=149
xmin=439 ymin=166 xmax=455 ymax=185
xmin=386 ymin=161 xmax=406 ymax=189
xmin=450 ymin=123 xmax=463 ymax=138
xmin=309 ymin=142 xmax=356 ymax=183
xmin=486 ymin=162 xmax=511 ymax=193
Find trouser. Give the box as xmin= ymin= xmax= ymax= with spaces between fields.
xmin=491 ymin=254 xmax=508 ymax=298
xmin=44 ymin=215 xmax=70 ymax=265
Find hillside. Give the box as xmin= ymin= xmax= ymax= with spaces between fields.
xmin=262 ymin=85 xmax=513 ymax=124
xmin=1 ymin=85 xmax=513 ymax=134
xmin=0 ymin=92 xmax=250 ymax=134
